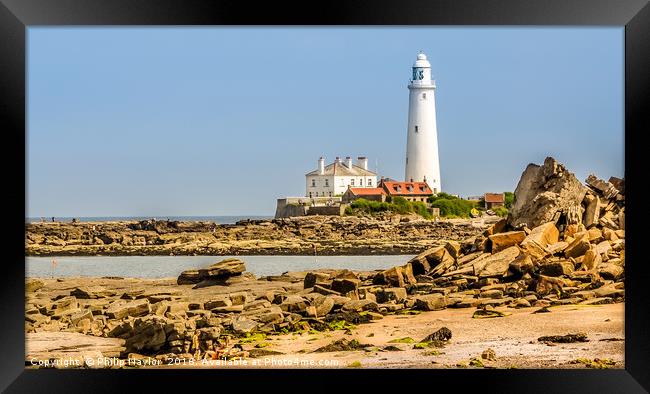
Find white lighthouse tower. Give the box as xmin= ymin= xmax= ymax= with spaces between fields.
xmin=404 ymin=52 xmax=441 ymax=193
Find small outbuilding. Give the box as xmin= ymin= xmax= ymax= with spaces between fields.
xmin=483 ymin=193 xmax=505 ymax=209
xmin=342 ymin=187 xmax=386 ymax=203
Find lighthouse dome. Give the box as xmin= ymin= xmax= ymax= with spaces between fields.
xmin=413 ymin=52 xmax=431 ymax=68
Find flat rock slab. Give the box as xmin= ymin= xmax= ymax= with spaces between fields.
xmin=26 ymin=332 xmax=126 ymax=361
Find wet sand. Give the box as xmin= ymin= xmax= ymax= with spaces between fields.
xmin=163 ymin=303 xmax=624 ymax=369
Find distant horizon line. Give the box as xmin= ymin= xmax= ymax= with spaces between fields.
xmin=26 ymin=214 xmax=274 ymax=219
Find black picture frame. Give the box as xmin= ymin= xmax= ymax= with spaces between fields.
xmin=1 ymin=0 xmax=647 ymax=392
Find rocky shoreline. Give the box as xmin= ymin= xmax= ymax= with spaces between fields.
xmin=25 ymin=215 xmax=490 ymax=257
xmin=24 ymin=157 xmax=626 ymax=369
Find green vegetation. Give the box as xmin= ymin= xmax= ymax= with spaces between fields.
xmin=493 ymin=206 xmax=509 ymax=217
xmin=239 ymin=333 xmax=267 ymax=343
xmin=469 ymin=358 xmax=485 ymax=368
xmin=427 ymin=193 xmax=478 ymax=218
xmin=504 ymin=191 xmax=515 ymax=208
xmin=348 ymin=361 xmax=362 ymax=368
xmin=346 ymin=197 xmax=433 ymax=219
xmin=388 ymin=337 xmax=415 ymax=344
xmin=327 ymin=320 xmax=357 ymax=331
xmin=570 ymin=358 xmax=616 ymax=369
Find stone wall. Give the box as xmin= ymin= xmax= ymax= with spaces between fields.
xmin=306 ymin=205 xmax=347 ymax=216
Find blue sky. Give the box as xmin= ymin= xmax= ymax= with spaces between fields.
xmin=27 ymin=27 xmax=623 ymax=217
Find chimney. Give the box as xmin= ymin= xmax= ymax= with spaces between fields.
xmin=335 ymin=156 xmax=341 ymax=164
xmin=345 ymin=156 xmax=353 ymax=169
xmin=357 ymin=156 xmax=368 ymax=170
xmin=318 ymin=157 xmax=325 ymax=175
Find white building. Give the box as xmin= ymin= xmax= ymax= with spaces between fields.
xmin=405 ymin=52 xmax=442 ymax=193
xmin=305 ymin=156 xmax=377 ymax=198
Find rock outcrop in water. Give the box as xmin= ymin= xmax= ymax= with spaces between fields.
xmin=25 ymin=215 xmax=487 ymax=256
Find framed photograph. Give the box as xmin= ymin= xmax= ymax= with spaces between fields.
xmin=1 ymin=0 xmax=648 ymax=391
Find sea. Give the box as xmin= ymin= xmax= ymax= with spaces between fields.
xmin=26 ymin=215 xmax=414 ymax=279
xmin=25 ymin=255 xmax=415 ymax=279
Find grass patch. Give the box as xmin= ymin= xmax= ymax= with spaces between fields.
xmin=388 ymin=337 xmax=415 ymax=344
xmin=348 ymin=361 xmax=362 ymax=368
xmin=469 ymin=358 xmax=484 ymax=368
xmin=346 ymin=197 xmax=433 ymax=219
xmin=327 ymin=320 xmax=357 ymax=331
xmin=569 ymin=358 xmax=616 ymax=369
xmin=428 ymin=193 xmax=478 ymax=218
xmin=493 ymin=206 xmax=509 ymax=217
xmin=239 ymin=333 xmax=266 ymax=343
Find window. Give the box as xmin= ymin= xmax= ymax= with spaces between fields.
xmin=414 ymin=125 xmax=419 ymax=133
xmin=325 ymin=179 xmax=329 ymax=187
xmin=351 ymin=179 xmax=355 ymax=186
xmin=309 ymin=192 xmax=312 ymax=198
xmin=311 ymin=179 xmax=316 ymax=187
xmin=368 ymin=179 xmax=372 ymax=186
xmin=422 ymin=93 xmax=426 ymax=99
xmin=359 ymin=179 xmax=362 ymax=186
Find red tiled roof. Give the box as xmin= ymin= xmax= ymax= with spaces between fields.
xmin=484 ymin=193 xmax=505 ymax=203
xmin=380 ymin=181 xmax=433 ymax=196
xmin=347 ymin=187 xmax=386 ymax=196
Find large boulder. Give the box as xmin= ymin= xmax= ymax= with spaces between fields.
xmin=304 ymin=272 xmax=331 ymax=289
xmin=310 ymin=295 xmax=335 ymax=317
xmin=472 ymin=246 xmax=521 ymax=278
xmin=124 ymin=317 xmax=168 ymax=353
xmin=331 ymin=278 xmax=360 ymax=294
xmin=26 ymin=279 xmax=45 ymax=293
xmin=70 ymin=286 xmax=116 ymax=299
xmin=414 ymin=294 xmax=447 ymax=311
xmin=177 ymin=269 xmax=201 ymax=285
xmin=105 ymin=299 xmax=150 ymax=320
xmin=488 ymin=231 xmax=526 ymax=253
xmin=373 ymin=266 xmax=405 ymax=288
xmin=198 ymin=258 xmax=246 ymax=279
xmin=519 ymin=222 xmax=560 ymax=261
xmin=508 ymin=157 xmax=587 ymax=229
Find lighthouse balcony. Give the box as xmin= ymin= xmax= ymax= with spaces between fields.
xmin=408 ymin=80 xmax=436 ymax=89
